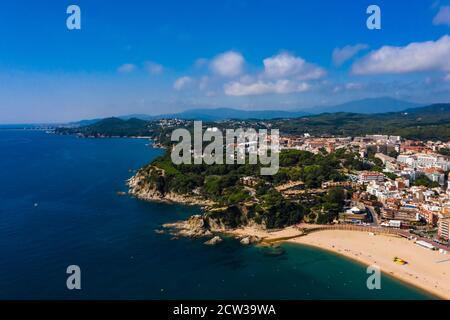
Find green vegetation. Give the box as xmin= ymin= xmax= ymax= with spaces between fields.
xmin=61 ymin=117 xmax=152 ymax=137
xmin=439 ymin=148 xmax=450 ymax=156
xmin=138 ymin=149 xmax=360 ymax=229
xmin=413 ymin=176 xmax=440 ymax=188
xmin=269 ymin=103 xmax=450 ymax=140
xmin=59 ymin=103 xmax=450 ymax=229
xmin=58 ymin=103 xmax=450 ymax=142
xmin=384 ymin=172 xmax=399 ymax=180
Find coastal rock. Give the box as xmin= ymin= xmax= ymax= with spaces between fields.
xmin=249 ymin=236 xmax=262 ymax=244
xmin=240 ymin=236 xmax=262 ymax=245
xmin=163 ymin=215 xmax=212 ymax=238
xmin=204 ymin=236 xmax=223 ymax=246
xmin=204 ymin=230 xmax=213 ymax=237
xmin=127 ymin=170 xmax=215 ymax=207
xmin=207 ymin=217 xmax=228 ymax=232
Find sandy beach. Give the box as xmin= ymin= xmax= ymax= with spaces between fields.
xmin=230 ymin=226 xmax=450 ymax=299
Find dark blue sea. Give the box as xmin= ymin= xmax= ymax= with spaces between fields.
xmin=0 ymin=130 xmax=433 ymax=299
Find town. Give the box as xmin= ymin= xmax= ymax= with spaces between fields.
xmin=278 ymin=133 xmax=450 ymax=248
xmin=56 ymin=109 xmax=450 ymax=299
xmin=59 ymin=116 xmax=450 ymax=252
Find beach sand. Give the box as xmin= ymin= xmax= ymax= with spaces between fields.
xmin=229 ymin=226 xmax=450 ymax=299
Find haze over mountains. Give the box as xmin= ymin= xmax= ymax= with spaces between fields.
xmin=118 ymin=97 xmax=421 ymax=122
xmin=306 ymin=97 xmax=421 ymax=114
xmin=120 ymin=108 xmax=310 ymax=121
xmin=57 ymin=102 xmax=450 ymax=142
xmin=0 ymin=97 xmax=424 ymax=127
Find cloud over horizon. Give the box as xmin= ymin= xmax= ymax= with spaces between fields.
xmin=117 ymin=63 xmax=137 ymax=73
xmin=210 ymin=51 xmax=245 ymax=77
xmin=332 ymin=44 xmax=369 ymax=66
xmin=433 ymin=6 xmax=450 ymax=26
xmin=144 ymin=61 xmax=164 ymax=75
xmin=352 ymin=35 xmax=450 ymax=75
xmin=224 ymin=79 xmax=311 ymax=96
xmin=263 ymin=52 xmax=325 ymax=80
xmin=223 ymin=52 xmax=324 ymax=96
xmin=173 ymin=76 xmax=193 ymax=90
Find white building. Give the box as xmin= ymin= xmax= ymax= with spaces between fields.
xmin=358 ymin=171 xmax=385 ymax=183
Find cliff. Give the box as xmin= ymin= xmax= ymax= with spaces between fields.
xmin=127 ymin=167 xmax=216 ymax=207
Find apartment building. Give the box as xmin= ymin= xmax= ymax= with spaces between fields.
xmin=438 ymin=218 xmax=450 ymax=241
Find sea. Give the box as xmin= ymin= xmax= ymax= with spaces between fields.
xmin=0 ymin=130 xmax=433 ymax=299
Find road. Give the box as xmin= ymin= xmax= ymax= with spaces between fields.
xmin=366 ymin=205 xmax=380 ymax=226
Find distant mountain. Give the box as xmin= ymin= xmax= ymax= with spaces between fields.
xmin=271 ymin=103 xmax=450 ymax=140
xmin=117 ymin=114 xmax=156 ymax=121
xmin=306 ymin=97 xmax=421 ymax=114
xmin=119 ymin=108 xmax=311 ymax=121
xmin=66 ymin=98 xmax=422 ymax=127
xmin=59 ymin=103 xmax=450 ymax=141
xmin=67 ymin=119 xmax=102 ymax=127
xmin=167 ymin=108 xmax=311 ymax=120
xmin=62 ymin=117 xmax=151 ymax=137
xmin=66 ymin=108 xmax=311 ymax=126
xmin=117 ymin=98 xmax=422 ymax=121
xmin=401 ymin=103 xmax=450 ymax=116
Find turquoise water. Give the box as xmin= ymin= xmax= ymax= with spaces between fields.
xmin=0 ymin=131 xmax=433 ymax=299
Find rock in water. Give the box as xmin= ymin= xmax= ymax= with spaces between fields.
xmin=240 ymin=237 xmax=251 ymax=245
xmin=204 ymin=236 xmax=223 ymax=246
xmin=249 ymin=236 xmax=262 ymax=244
xmin=163 ymin=215 xmax=212 ymax=238
xmin=204 ymin=230 xmax=213 ymax=237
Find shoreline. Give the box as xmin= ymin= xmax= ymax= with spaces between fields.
xmin=227 ymin=226 xmax=449 ymax=300
xmin=290 ymin=236 xmax=445 ymax=300
xmin=129 ymin=190 xmax=215 ymax=207
xmin=127 ymin=171 xmax=449 ymax=300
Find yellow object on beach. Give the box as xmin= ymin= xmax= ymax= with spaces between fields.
xmin=393 ymin=257 xmax=408 ymax=265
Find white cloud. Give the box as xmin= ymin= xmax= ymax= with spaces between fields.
xmin=263 ymin=52 xmax=325 ymax=79
xmin=173 ymin=76 xmax=193 ymax=90
xmin=117 ymin=63 xmax=137 ymax=73
xmin=224 ymin=79 xmax=310 ymax=96
xmin=210 ymin=51 xmax=244 ymax=77
xmin=433 ymin=6 xmax=450 ymax=26
xmin=331 ymin=82 xmax=363 ymax=94
xmin=345 ymin=82 xmax=363 ymax=90
xmin=352 ymin=35 xmax=450 ymax=74
xmin=332 ymin=44 xmax=368 ymax=66
xmin=144 ymin=61 xmax=163 ymax=75
xmin=221 ymin=52 xmax=324 ymax=96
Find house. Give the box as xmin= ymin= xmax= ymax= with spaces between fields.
xmin=358 ymin=171 xmax=385 ymax=183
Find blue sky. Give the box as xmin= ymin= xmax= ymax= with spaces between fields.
xmin=1 ymin=0 xmax=450 ymax=123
